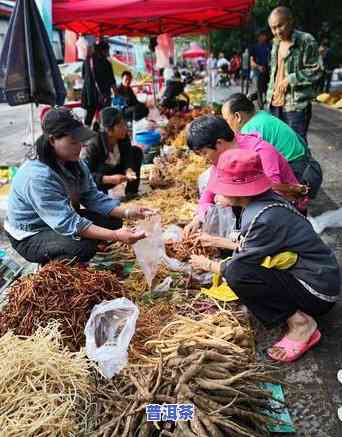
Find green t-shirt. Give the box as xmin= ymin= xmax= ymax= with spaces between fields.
xmin=240 ymin=111 xmax=306 ymax=162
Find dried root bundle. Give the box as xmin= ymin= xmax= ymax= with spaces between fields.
xmin=0 ymin=323 xmax=93 ymax=437
xmin=165 ymin=237 xmax=218 ymax=262
xmin=0 ymin=262 xmax=126 ymax=350
xmin=94 ymin=310 xmax=282 ymax=437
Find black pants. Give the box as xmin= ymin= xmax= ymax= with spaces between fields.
xmin=7 ymin=211 xmax=122 ymax=265
xmin=102 ymin=146 xmax=143 ymax=195
xmin=270 ymin=103 xmax=312 ymax=143
xmin=84 ymin=94 xmax=112 ymax=127
xmin=224 ymin=259 xmax=334 ymax=327
xmin=289 ymin=155 xmax=309 ymax=183
xmin=256 ymin=71 xmax=269 ymax=109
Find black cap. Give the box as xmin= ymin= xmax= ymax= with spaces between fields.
xmin=42 ymin=108 xmax=95 ymax=142
xmin=100 ymin=107 xmax=124 ymax=129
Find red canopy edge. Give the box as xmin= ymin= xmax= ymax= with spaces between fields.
xmin=52 ymin=0 xmax=255 ymax=37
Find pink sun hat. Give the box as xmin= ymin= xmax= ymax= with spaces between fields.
xmin=207 ymin=149 xmax=272 ymax=197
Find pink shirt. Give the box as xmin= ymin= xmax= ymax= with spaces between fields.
xmin=198 ymin=132 xmax=300 ymax=219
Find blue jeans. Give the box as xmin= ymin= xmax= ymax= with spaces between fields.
xmin=270 ymin=103 xmax=312 ymax=143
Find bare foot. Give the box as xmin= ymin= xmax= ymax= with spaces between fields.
xmin=268 ymin=311 xmax=317 ymax=361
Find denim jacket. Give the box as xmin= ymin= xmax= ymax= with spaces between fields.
xmin=267 ymin=30 xmax=323 ymax=111
xmin=6 ymin=160 xmax=120 ymax=239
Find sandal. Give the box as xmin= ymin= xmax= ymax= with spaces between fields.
xmin=268 ymin=329 xmax=321 ymax=363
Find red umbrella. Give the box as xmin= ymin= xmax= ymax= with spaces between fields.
xmin=182 ymin=43 xmax=207 ymax=59
xmin=53 ymin=0 xmax=255 ymax=37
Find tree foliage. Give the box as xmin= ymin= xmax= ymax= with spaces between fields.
xmin=210 ymin=0 xmax=342 ymax=64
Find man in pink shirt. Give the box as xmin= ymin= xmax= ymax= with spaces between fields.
xmin=184 ymin=115 xmax=307 ymax=238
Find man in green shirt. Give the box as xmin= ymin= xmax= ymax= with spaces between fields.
xmin=222 ymin=93 xmax=322 ymax=198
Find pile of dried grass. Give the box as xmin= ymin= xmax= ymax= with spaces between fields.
xmin=0 ymin=323 xmax=93 ymax=437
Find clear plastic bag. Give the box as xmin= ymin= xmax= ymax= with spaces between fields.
xmin=198 ymin=167 xmax=212 ymax=196
xmin=151 ymin=276 xmax=173 ymax=297
xmin=163 ymin=224 xmax=183 ymax=242
xmin=308 ymin=208 xmax=342 ymax=234
xmin=133 ymin=215 xmax=165 ymax=288
xmin=85 ymin=297 xmax=139 ymax=378
xmin=203 ymin=206 xmax=235 ymax=238
xmin=163 ymin=254 xmax=191 ymax=274
xmin=162 ymin=255 xmax=212 ymax=285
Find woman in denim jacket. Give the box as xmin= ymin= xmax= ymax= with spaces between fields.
xmin=5 ymin=108 xmax=152 ymax=264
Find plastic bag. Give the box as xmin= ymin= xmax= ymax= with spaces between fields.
xmin=151 ymin=276 xmax=173 ymax=297
xmin=162 ymin=255 xmax=212 ymax=285
xmin=133 ymin=215 xmax=165 ymax=288
xmin=203 ymin=206 xmax=235 ymax=238
xmin=308 ymin=208 xmax=342 ymax=234
xmin=85 ymin=298 xmax=139 ymax=378
xmin=163 ymin=254 xmax=191 ymax=273
xmin=163 ymin=224 xmax=183 ymax=242
xmin=198 ymin=167 xmax=212 ymax=196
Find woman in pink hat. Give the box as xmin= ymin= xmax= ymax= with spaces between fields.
xmin=190 ymin=148 xmax=339 ymax=363
xmin=183 ymin=115 xmax=308 ymax=242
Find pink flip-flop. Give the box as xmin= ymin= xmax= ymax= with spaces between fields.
xmin=267 ymin=329 xmax=321 ymax=363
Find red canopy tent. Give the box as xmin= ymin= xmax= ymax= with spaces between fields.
xmin=53 ymin=0 xmax=255 ymax=37
xmin=182 ymin=43 xmax=207 ymax=59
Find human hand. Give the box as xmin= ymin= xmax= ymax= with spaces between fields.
xmin=190 ymin=255 xmax=212 ymax=272
xmin=129 ymin=207 xmax=157 ymax=219
xmin=198 ymin=232 xmax=238 ymax=250
xmin=279 ymin=78 xmax=289 ymax=93
xmin=197 ymin=232 xmax=218 ymax=248
xmin=126 ymin=168 xmax=137 ymax=181
xmin=110 ymin=174 xmax=127 ymax=185
xmin=113 ymin=228 xmax=146 ymax=244
xmin=183 ymin=217 xmax=201 ymax=238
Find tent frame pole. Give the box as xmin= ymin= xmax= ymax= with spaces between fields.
xmin=151 ymin=51 xmax=157 ymax=105
xmin=29 ymin=103 xmax=35 ymax=146
xmin=207 ymin=32 xmax=212 ymax=104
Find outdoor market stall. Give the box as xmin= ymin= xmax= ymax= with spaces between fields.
xmin=0 ymin=1 xmax=298 ymax=436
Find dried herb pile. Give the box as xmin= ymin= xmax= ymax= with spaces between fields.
xmin=0 ymin=323 xmax=93 ymax=437
xmin=0 ymin=262 xmax=126 ymax=350
xmin=93 ymin=310 xmax=283 ymax=437
xmin=165 ymin=237 xmax=218 ymax=262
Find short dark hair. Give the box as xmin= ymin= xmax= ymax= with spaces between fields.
xmin=187 ymin=116 xmax=234 ymax=151
xmin=97 ymin=40 xmax=110 ymax=51
xmin=257 ymin=28 xmax=268 ymax=37
xmin=269 ymin=6 xmax=293 ymax=22
xmin=225 ymin=93 xmax=255 ymax=114
xmin=100 ymin=107 xmax=124 ymax=129
xmin=122 ymin=70 xmax=132 ymax=78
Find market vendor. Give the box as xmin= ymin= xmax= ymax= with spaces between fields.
xmin=160 ymin=70 xmax=190 ymax=112
xmin=190 ymin=148 xmax=340 ymax=363
xmin=117 ymin=71 xmax=148 ymax=122
xmin=5 ymin=108 xmax=152 ymax=265
xmin=184 ymin=115 xmax=307 ymax=240
xmin=222 ymin=93 xmax=322 ymax=198
xmin=82 ymin=107 xmax=143 ymax=199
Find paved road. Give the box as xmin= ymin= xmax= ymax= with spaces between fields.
xmin=1 ymin=97 xmax=342 ymax=436
xmin=0 ymin=104 xmax=43 ymax=166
